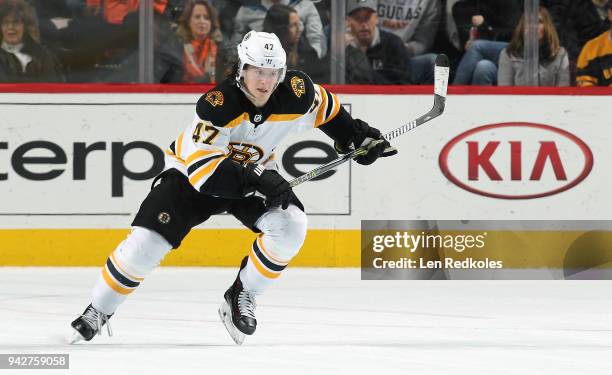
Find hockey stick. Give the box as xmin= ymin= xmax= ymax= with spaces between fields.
xmin=288 ymin=54 xmax=450 ymax=188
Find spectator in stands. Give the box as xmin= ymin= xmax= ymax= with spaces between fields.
xmin=314 ymin=0 xmax=330 ymax=30
xmin=262 ymin=4 xmax=326 ymax=81
xmin=84 ymin=0 xmax=168 ymax=25
xmin=452 ymin=0 xmax=522 ymax=85
xmin=28 ymin=0 xmax=72 ymax=52
xmin=58 ymin=0 xmax=143 ymax=81
xmin=214 ymin=0 xmax=252 ymax=42
xmin=154 ymin=9 xmax=185 ymax=83
xmin=344 ymin=0 xmax=410 ymax=84
xmin=233 ymin=0 xmax=326 ymax=59
xmin=0 ymin=0 xmax=65 ymax=82
xmin=103 ymin=11 xmax=184 ymax=83
xmin=431 ymin=0 xmax=462 ymax=69
xmin=576 ymin=0 xmax=612 ymax=86
xmin=453 ymin=0 xmax=521 ymax=49
xmin=543 ymin=0 xmax=611 ymax=78
xmin=60 ymin=0 xmax=183 ymax=82
xmin=377 ymin=0 xmax=440 ymax=84
xmin=177 ymin=0 xmax=221 ymax=83
xmin=498 ymin=7 xmax=569 ymax=86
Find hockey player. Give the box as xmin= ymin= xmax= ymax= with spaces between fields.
xmin=70 ymin=31 xmax=396 ymax=345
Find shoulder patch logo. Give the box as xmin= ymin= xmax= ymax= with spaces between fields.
xmin=205 ymin=91 xmax=224 ymax=107
xmin=158 ymin=212 xmax=171 ymax=224
xmin=291 ymin=76 xmax=305 ymax=98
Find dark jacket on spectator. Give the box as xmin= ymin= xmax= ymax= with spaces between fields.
xmin=345 ymin=28 xmax=411 ymax=84
xmin=542 ymin=0 xmax=611 ymax=63
xmin=287 ymin=37 xmax=328 ymax=83
xmin=99 ymin=13 xmax=184 ymax=83
xmin=452 ymin=0 xmax=523 ymax=47
xmin=0 ymin=40 xmax=65 ymax=82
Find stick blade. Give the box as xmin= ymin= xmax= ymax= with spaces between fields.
xmin=435 ymin=53 xmax=449 ymax=68
xmin=434 ymin=54 xmax=450 ymax=100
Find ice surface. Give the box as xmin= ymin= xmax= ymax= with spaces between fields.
xmin=0 ymin=267 xmax=611 ymax=375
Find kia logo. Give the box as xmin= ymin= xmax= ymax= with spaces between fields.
xmin=439 ymin=123 xmax=593 ymax=199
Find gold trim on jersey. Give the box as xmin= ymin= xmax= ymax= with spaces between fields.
xmin=185 ymin=149 xmax=225 ymax=165
xmin=267 ymin=113 xmax=303 ymax=122
xmin=314 ymin=86 xmax=341 ymax=127
xmin=225 ymin=113 xmax=249 ymax=128
xmin=577 ymin=76 xmax=598 ymax=86
xmin=164 ymin=149 xmax=186 ymax=165
xmin=315 ymin=85 xmax=328 ymax=126
xmin=576 ymin=31 xmax=612 ymax=86
xmin=164 ymin=149 xmax=185 ymax=165
xmin=188 ymin=156 xmax=225 ymax=187
xmin=323 ymin=93 xmax=341 ymax=126
xmin=176 ymin=133 xmax=184 ymax=159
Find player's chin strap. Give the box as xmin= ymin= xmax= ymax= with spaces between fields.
xmin=237 ymin=79 xmax=259 ymax=104
xmin=236 ymin=76 xmax=282 ymax=108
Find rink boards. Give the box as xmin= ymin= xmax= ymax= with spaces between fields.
xmin=0 ymin=88 xmax=611 ymax=266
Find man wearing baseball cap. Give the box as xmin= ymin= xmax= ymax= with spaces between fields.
xmin=576 ymin=0 xmax=612 ymax=86
xmin=345 ymin=0 xmax=413 ymax=84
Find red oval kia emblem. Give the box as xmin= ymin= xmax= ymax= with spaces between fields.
xmin=439 ymin=122 xmax=593 ymax=199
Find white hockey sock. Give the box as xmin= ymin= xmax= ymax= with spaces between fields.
xmin=91 ymin=227 xmax=172 ymax=315
xmin=240 ymin=235 xmax=289 ymax=294
xmin=239 ymin=205 xmax=307 ymax=294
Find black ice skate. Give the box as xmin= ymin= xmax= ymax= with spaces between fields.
xmin=218 ymin=256 xmax=257 ymax=345
xmin=69 ymin=304 xmax=113 ymax=344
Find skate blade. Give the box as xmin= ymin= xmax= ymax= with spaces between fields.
xmin=68 ymin=329 xmax=85 ymax=344
xmin=218 ymin=301 xmax=245 ymax=345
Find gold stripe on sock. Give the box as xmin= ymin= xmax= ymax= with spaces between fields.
xmin=102 ymin=267 xmax=134 ymax=295
xmin=248 ymin=248 xmax=281 ymax=279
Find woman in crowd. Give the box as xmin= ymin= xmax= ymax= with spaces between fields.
xmin=0 ymin=0 xmax=64 ymax=82
xmin=177 ymin=0 xmax=221 ymax=83
xmin=262 ymin=4 xmax=326 ymax=82
xmin=497 ymin=7 xmax=569 ymax=86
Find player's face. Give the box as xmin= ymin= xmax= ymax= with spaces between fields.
xmin=189 ymin=4 xmax=211 ymax=41
xmin=1 ymin=14 xmax=24 ymax=46
xmin=243 ymin=66 xmax=280 ymax=105
xmin=347 ymin=9 xmax=377 ymax=46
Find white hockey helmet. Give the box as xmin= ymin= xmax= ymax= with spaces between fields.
xmin=236 ymin=31 xmax=287 ymax=86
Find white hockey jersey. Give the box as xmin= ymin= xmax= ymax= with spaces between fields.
xmin=164 ymin=71 xmax=342 ymax=192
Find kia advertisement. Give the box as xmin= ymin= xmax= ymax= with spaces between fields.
xmin=439 ymin=123 xmax=594 ymax=199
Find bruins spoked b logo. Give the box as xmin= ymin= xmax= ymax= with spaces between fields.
xmin=158 ymin=212 xmax=171 ymax=224
xmin=228 ymin=143 xmax=264 ymax=165
xmin=205 ymin=91 xmax=224 ymax=107
xmin=291 ymin=76 xmax=305 ymax=98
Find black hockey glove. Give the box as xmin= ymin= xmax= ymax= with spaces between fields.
xmin=245 ymin=164 xmax=292 ymax=209
xmin=335 ymin=119 xmax=398 ymax=165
